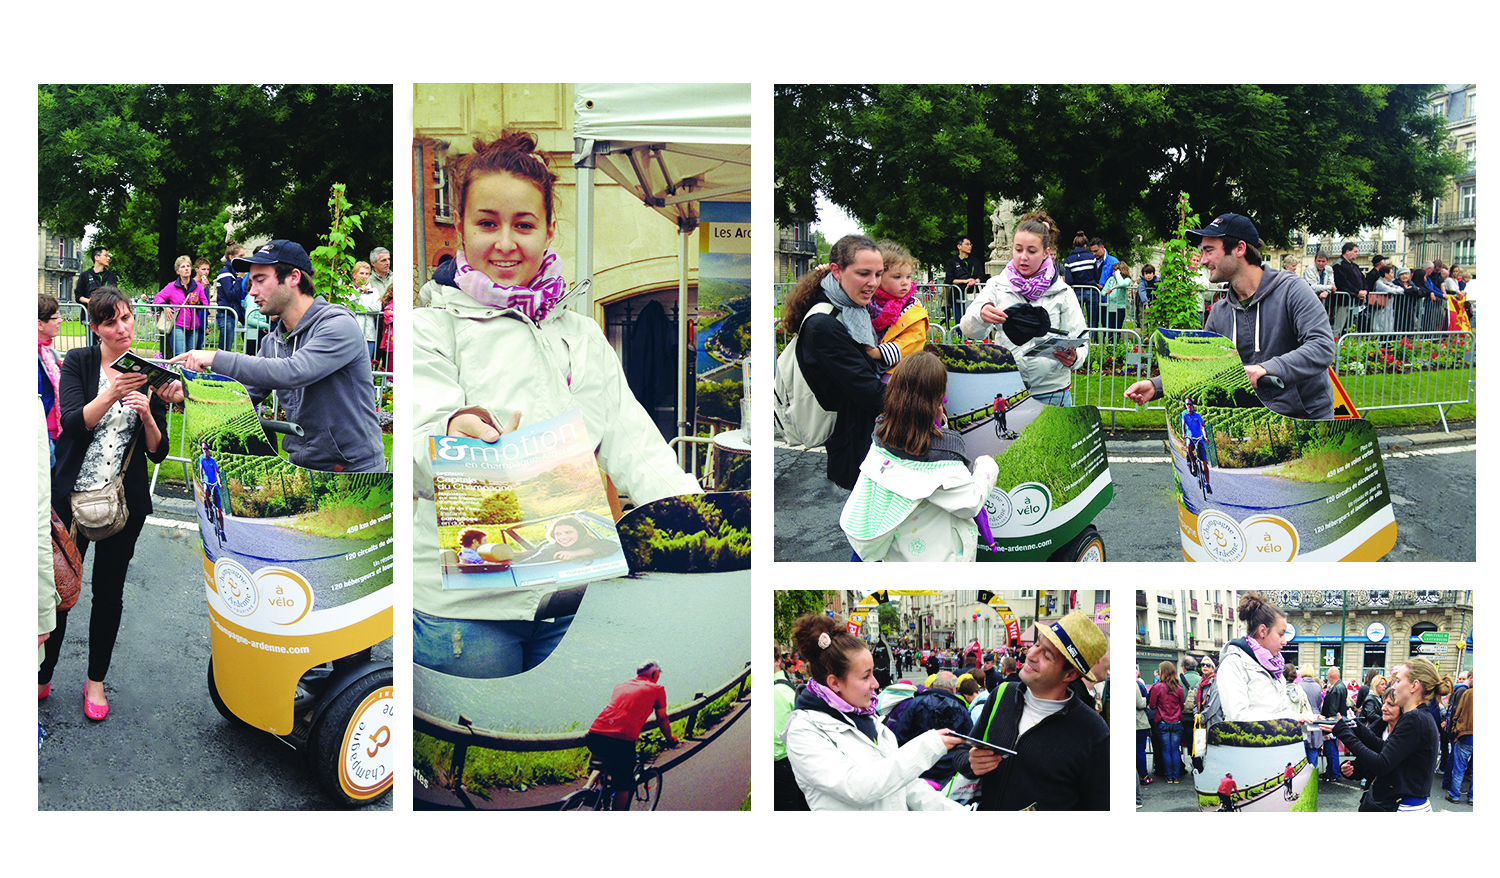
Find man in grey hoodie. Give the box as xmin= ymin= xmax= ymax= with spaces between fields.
xmin=1126 ymin=214 xmax=1336 ymax=419
xmin=172 ymin=240 xmax=385 ymax=472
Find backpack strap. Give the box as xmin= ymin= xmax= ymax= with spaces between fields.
xmin=801 ymin=301 xmax=835 ymax=329
xmin=981 ymin=682 xmax=1010 ymax=741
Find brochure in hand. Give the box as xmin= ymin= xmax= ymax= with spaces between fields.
xmin=429 ymin=408 xmax=629 ymax=590
xmin=1015 ymin=330 xmax=1089 ymax=359
xmin=108 ymin=350 xmax=181 ymax=391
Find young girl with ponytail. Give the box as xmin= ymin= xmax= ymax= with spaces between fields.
xmin=958 ymin=211 xmax=1088 ymax=406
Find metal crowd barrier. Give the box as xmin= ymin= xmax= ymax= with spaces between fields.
xmin=1073 ymin=327 xmax=1158 ymax=422
xmin=1334 ymin=330 xmax=1475 ymax=432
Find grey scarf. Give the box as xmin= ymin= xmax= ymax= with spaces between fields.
xmin=820 ymin=272 xmax=877 ymax=347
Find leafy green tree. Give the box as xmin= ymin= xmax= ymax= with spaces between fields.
xmin=39 ymin=84 xmax=392 ymax=289
xmin=777 ymin=84 xmax=1463 ymax=266
xmin=877 ymin=601 xmax=901 ymax=639
xmin=774 ymin=591 xmax=832 ymax=646
xmin=478 ymin=490 xmax=521 ymax=525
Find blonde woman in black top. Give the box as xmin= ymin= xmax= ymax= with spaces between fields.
xmin=1323 ymin=656 xmax=1450 ymax=812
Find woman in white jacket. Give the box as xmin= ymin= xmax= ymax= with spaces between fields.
xmin=1216 ymin=591 xmax=1321 ymax=723
xmin=840 ymin=352 xmax=997 ymax=562
xmin=782 ymin=613 xmax=964 ymax=810
xmin=412 ymin=132 xmax=700 ymax=678
xmin=959 ymin=211 xmax=1087 ymax=406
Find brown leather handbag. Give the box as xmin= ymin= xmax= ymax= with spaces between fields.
xmin=51 ymin=509 xmax=83 ymax=611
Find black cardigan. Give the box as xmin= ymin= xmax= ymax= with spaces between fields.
xmin=795 ymin=291 xmax=885 ymax=490
xmin=1335 ymin=706 xmax=1439 ymax=804
xmin=958 ymin=680 xmax=1109 ymax=811
xmin=52 ymin=346 xmax=171 ymax=523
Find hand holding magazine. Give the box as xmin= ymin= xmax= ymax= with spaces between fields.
xmin=429 ymin=408 xmax=629 ymax=590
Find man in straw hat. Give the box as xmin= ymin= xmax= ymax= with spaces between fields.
xmin=956 ymin=611 xmax=1109 ymax=810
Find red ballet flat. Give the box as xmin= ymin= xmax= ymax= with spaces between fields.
xmin=83 ymin=684 xmax=109 ymax=721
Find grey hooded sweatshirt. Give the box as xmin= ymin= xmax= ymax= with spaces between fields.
xmin=1153 ymin=268 xmax=1336 ymax=420
xmin=214 ymin=297 xmax=386 ymax=472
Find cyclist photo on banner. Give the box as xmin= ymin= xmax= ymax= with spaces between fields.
xmin=575 ymin=661 xmax=680 ymax=811
xmin=1178 ymin=398 xmax=1212 ymax=496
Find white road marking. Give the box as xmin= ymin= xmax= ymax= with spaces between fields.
xmin=146 ymin=515 xmax=198 ymax=531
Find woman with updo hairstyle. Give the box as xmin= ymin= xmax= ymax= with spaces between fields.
xmin=1326 ymin=656 xmax=1449 ymax=811
xmin=1214 ymin=592 xmax=1320 ymax=723
xmin=411 ymin=131 xmax=700 ymax=679
xmin=780 ymin=235 xmax=888 ymax=489
xmin=958 ymin=210 xmax=1088 ymax=406
xmin=781 ymin=613 xmax=964 ymax=810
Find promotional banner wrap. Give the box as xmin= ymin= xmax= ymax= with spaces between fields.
xmin=1195 ymin=718 xmax=1314 ymax=812
xmin=183 ymin=373 xmax=393 ymax=737
xmin=1152 ymin=329 xmax=1396 ymax=561
xmin=928 ymin=343 xmax=1114 ymax=562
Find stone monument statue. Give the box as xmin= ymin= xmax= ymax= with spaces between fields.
xmin=986 ymin=202 xmax=1010 ymax=276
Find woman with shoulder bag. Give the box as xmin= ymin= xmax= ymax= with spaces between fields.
xmin=41 ymin=288 xmax=178 ymax=720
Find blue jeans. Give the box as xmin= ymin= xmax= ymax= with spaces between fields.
xmin=1032 ymin=388 xmax=1073 ymax=407
xmin=171 ymin=326 xmax=187 ymax=360
xmin=412 ymin=609 xmax=575 ymax=678
xmin=1137 ymin=728 xmax=1149 ymax=778
xmin=217 ymin=313 xmax=238 ymax=351
xmin=1323 ymin=738 xmax=1341 ymax=777
xmin=1160 ymin=721 xmax=1183 ymax=781
xmin=1449 ymin=736 xmax=1472 ymax=801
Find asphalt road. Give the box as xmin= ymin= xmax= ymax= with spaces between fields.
xmin=38 ymin=494 xmax=392 ymax=810
xmin=774 ymin=430 xmax=1476 ymax=562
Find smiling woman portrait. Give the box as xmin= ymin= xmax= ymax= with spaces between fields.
xmin=780 ymin=612 xmax=964 ymax=811
xmin=411 ymin=131 xmax=700 ymax=680
xmin=778 ymin=234 xmax=888 ymax=489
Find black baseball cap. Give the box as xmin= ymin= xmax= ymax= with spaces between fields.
xmin=1186 ymin=213 xmax=1259 ymax=247
xmin=232 ymin=239 xmax=314 ymax=276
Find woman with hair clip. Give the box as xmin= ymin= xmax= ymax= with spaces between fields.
xmin=411 ymin=131 xmax=700 ymax=679
xmin=779 ymin=235 xmax=888 ymax=489
xmin=958 ymin=211 xmax=1088 ymax=406
xmin=1324 ymin=657 xmax=1450 ymax=811
xmin=1216 ymin=592 xmax=1323 ymax=723
xmin=839 ymin=351 xmax=998 ymax=562
xmin=781 ymin=613 xmax=965 ymax=810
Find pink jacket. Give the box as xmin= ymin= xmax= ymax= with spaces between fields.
xmin=154 ymin=280 xmax=206 ymax=329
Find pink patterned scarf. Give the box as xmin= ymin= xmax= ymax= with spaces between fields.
xmin=871 ymin=287 xmax=915 ymax=333
xmin=806 ymin=678 xmax=877 ymax=715
xmin=453 ymin=247 xmax=567 ymax=324
xmin=39 ymin=337 xmax=61 ymax=439
xmin=1246 ymin=636 xmax=1285 ymax=676
xmin=1001 ymin=255 xmax=1056 ymax=301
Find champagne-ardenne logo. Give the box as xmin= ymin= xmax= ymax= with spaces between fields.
xmin=214 ymin=558 xmax=259 ymax=616
xmin=984 ymin=487 xmax=1013 ymax=529
xmin=1196 ymin=510 xmax=1246 ymax=562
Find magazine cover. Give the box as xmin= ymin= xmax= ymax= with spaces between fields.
xmin=430 ymin=408 xmax=629 ymax=590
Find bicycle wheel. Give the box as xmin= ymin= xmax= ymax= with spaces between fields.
xmin=632 ymin=767 xmax=662 ymax=811
xmin=560 ymin=787 xmax=599 ymax=811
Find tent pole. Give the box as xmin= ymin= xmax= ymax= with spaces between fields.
xmin=413 ymin=140 xmax=428 ymax=292
xmin=572 ymin=138 xmax=596 ymax=316
xmin=678 ymin=225 xmax=690 ymax=472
